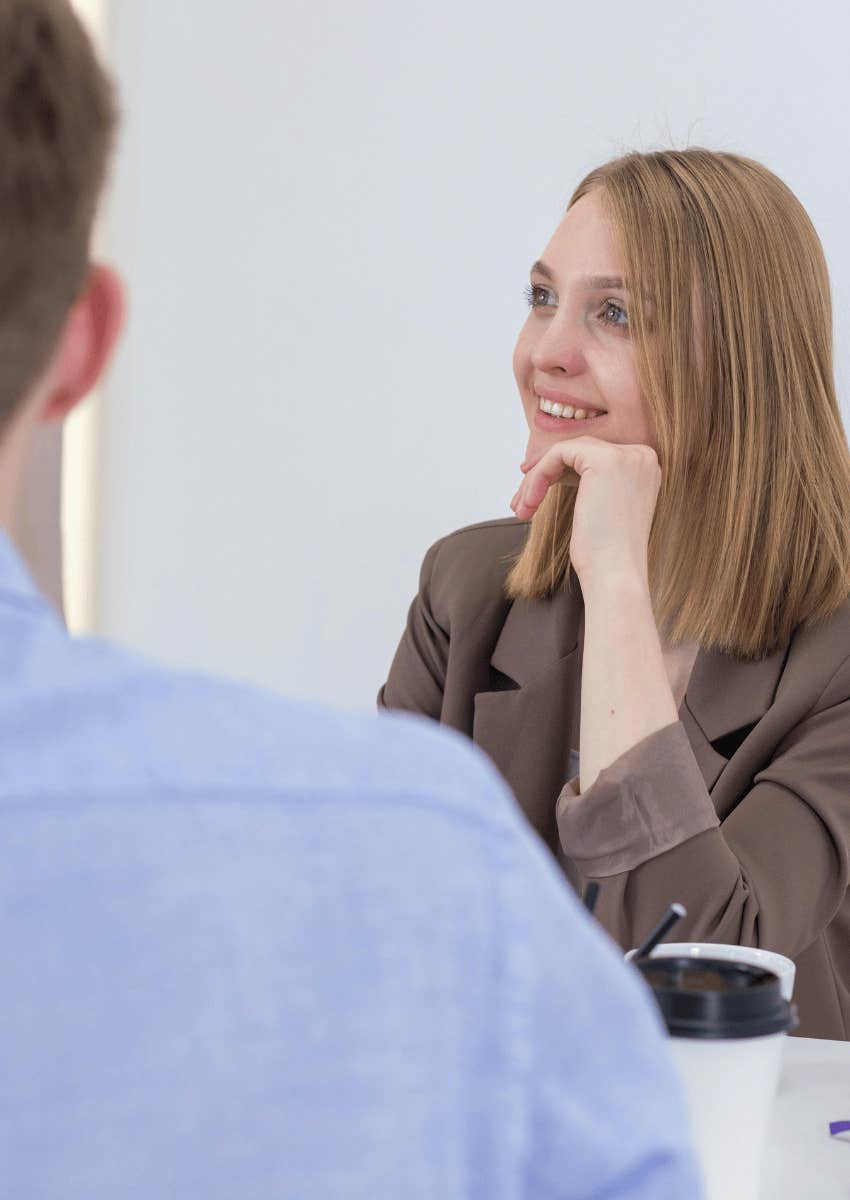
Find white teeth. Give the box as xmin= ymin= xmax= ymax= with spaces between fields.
xmin=536 ymin=395 xmax=604 ymax=421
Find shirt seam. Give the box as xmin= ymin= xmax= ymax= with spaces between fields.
xmin=0 ymin=779 xmax=518 ymax=839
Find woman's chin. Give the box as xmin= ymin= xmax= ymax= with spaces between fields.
xmin=524 ymin=428 xmax=570 ymax=460
xmin=526 ymin=421 xmax=613 ymax=461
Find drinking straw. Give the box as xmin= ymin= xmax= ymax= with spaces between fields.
xmin=583 ymin=882 xmax=600 ymax=914
xmin=628 ymin=903 xmax=687 ymax=961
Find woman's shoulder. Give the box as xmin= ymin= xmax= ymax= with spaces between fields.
xmin=418 ymin=517 xmax=529 ymax=627
xmin=781 ymin=592 xmax=850 ymax=709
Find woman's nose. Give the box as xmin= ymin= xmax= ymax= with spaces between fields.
xmin=530 ymin=314 xmax=585 ymax=376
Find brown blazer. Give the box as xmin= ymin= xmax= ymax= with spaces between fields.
xmin=379 ymin=517 xmax=850 ymax=1041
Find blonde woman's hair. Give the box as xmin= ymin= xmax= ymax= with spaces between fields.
xmin=506 ymin=148 xmax=850 ymax=660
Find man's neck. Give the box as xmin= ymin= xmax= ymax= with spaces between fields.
xmin=0 ymin=413 xmax=34 ymax=533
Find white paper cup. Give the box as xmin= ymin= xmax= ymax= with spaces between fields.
xmin=669 ymin=1031 xmax=786 ymax=1200
xmin=634 ymin=955 xmax=797 ymax=1200
xmin=645 ymin=943 xmax=796 ymax=1001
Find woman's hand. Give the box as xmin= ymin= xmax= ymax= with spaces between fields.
xmin=510 ymin=437 xmax=662 ymax=590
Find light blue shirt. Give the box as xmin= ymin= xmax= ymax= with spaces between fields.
xmin=0 ymin=533 xmax=701 ymax=1198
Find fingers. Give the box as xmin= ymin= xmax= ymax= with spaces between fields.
xmin=512 ymin=459 xmax=536 ymax=515
xmin=511 ymin=471 xmax=550 ymax=520
xmin=520 ymin=450 xmax=544 ymax=474
xmin=512 ymin=437 xmax=660 ymax=524
xmin=520 ymin=469 xmax=552 ymax=517
xmin=512 ymin=438 xmax=588 ymax=519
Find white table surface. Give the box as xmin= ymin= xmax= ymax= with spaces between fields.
xmin=760 ymin=1037 xmax=850 ymax=1199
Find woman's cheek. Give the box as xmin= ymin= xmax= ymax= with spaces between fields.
xmin=512 ymin=325 xmax=533 ymax=387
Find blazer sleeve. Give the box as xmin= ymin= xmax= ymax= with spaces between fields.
xmin=377 ymin=538 xmax=448 ymax=720
xmin=556 ymin=654 xmax=850 ymax=958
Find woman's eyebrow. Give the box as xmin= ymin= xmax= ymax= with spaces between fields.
xmin=528 ymin=263 xmax=632 ymax=292
xmin=530 ymin=259 xmax=555 ymax=280
xmin=529 ymin=263 xmax=653 ymax=306
xmin=582 ymin=274 xmax=629 ymax=290
xmin=586 ymin=275 xmax=656 ymax=305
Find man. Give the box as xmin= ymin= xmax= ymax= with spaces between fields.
xmin=0 ymin=3 xmax=701 ymax=1196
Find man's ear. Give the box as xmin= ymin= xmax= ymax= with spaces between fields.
xmin=40 ymin=263 xmax=126 ymax=424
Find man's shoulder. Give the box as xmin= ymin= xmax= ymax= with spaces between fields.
xmin=421 ymin=517 xmax=529 ymax=629
xmin=41 ymin=634 xmax=519 ymax=836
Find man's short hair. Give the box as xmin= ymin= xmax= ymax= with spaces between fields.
xmin=0 ymin=0 xmax=116 ymax=429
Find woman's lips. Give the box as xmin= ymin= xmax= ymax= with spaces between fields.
xmin=533 ymin=407 xmax=607 ymax=433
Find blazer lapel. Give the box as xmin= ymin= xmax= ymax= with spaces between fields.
xmin=681 ymin=639 xmax=790 ymax=792
xmin=685 ymin=641 xmax=789 ymax=742
xmin=473 ymin=565 xmax=791 ymax=831
xmin=473 ymin=570 xmax=584 ymax=849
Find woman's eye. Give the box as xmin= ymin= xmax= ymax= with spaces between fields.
xmin=599 ymin=298 xmax=629 ymax=328
xmin=524 ymin=283 xmax=556 ymax=309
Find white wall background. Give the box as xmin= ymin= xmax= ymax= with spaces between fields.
xmin=93 ymin=0 xmax=850 ymax=709
xmin=63 ymin=0 xmax=109 ymax=629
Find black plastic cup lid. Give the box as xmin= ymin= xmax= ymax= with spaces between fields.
xmin=635 ymin=955 xmax=799 ymax=1040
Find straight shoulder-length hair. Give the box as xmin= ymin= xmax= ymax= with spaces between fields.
xmin=506 ymin=148 xmax=850 ymax=660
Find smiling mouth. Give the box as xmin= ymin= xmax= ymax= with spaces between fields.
xmin=536 ymin=395 xmax=607 ymax=422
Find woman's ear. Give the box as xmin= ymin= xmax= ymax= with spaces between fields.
xmin=40 ymin=263 xmax=126 ymax=424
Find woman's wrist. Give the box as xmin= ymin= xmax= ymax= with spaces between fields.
xmin=577 ymin=563 xmax=651 ymax=608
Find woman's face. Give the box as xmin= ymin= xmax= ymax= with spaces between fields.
xmin=513 ymin=189 xmax=656 ymax=468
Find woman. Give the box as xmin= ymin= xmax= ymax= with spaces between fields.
xmin=379 ymin=148 xmax=850 ymax=1041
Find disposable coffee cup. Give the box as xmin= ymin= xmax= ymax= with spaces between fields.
xmin=635 ymin=956 xmax=797 ymax=1200
xmin=644 ymin=942 xmax=796 ymax=1001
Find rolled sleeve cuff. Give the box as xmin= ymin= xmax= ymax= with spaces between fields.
xmin=556 ymin=720 xmax=719 ymax=877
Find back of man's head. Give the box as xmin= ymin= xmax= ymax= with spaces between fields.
xmin=0 ymin=0 xmax=115 ymax=434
